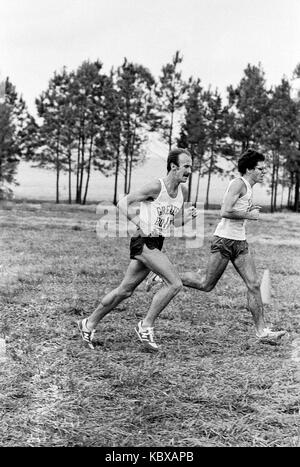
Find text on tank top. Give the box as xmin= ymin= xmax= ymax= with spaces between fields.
xmin=139 ymin=178 xmax=184 ymax=236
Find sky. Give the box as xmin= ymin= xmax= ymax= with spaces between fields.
xmin=1 ymin=0 xmax=300 ymax=116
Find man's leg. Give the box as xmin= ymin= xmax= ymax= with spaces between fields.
xmin=180 ymin=252 xmax=229 ymax=291
xmin=78 ymin=259 xmax=149 ymax=348
xmin=231 ymin=252 xmax=266 ymax=334
xmin=88 ymin=259 xmax=149 ymax=328
xmin=232 ymin=252 xmax=286 ymax=340
xmin=135 ymin=245 xmax=183 ymax=328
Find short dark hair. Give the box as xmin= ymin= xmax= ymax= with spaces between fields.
xmin=238 ymin=149 xmax=265 ymax=175
xmin=167 ymin=147 xmax=191 ymax=173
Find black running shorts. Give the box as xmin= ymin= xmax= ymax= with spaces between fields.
xmin=210 ymin=235 xmax=249 ymax=261
xmin=130 ymin=235 xmax=164 ymax=259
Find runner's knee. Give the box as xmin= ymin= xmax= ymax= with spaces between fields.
xmin=169 ymin=279 xmax=183 ymax=296
xmin=117 ymin=286 xmax=133 ymax=300
xmin=203 ymin=282 xmax=215 ymax=292
xmin=247 ymin=279 xmax=260 ymax=293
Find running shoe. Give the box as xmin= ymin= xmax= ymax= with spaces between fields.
xmin=135 ymin=320 xmax=159 ymax=351
xmin=145 ymin=272 xmax=163 ymax=292
xmin=256 ymin=327 xmax=286 ymax=343
xmin=77 ymin=318 xmax=96 ymax=349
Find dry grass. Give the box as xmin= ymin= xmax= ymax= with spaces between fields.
xmin=0 ymin=202 xmax=299 ymax=447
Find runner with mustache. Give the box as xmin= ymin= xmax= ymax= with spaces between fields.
xmin=78 ymin=148 xmax=198 ymax=351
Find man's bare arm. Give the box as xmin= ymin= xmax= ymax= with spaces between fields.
xmin=174 ymin=185 xmax=200 ymax=227
xmin=221 ymin=179 xmax=259 ymax=220
xmin=117 ymin=180 xmax=161 ymax=229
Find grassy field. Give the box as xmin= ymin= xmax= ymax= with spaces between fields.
xmin=0 ymin=202 xmax=299 ymax=447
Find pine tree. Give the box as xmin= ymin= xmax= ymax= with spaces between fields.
xmin=227 ymin=64 xmax=270 ymax=151
xmin=177 ymin=78 xmax=208 ymax=202
xmin=35 ymin=62 xmax=114 ymax=204
xmin=204 ymin=89 xmax=229 ymax=209
xmin=35 ymin=68 xmax=71 ymax=203
xmin=264 ymin=79 xmax=299 ymax=211
xmin=155 ymin=51 xmax=188 ymax=151
xmin=0 ymin=102 xmax=19 ymax=185
xmin=0 ymin=78 xmax=36 ymax=191
xmin=116 ymin=59 xmax=155 ymax=195
xmin=70 ymin=61 xmax=114 ymax=203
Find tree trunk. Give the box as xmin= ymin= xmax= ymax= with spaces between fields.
xmin=127 ymin=152 xmax=134 ymax=194
xmin=205 ymin=151 xmax=214 ymax=209
xmin=288 ymin=172 xmax=294 ymax=208
xmin=288 ymin=172 xmax=294 ymax=209
xmin=242 ymin=140 xmax=249 ymax=152
xmin=187 ymin=172 xmax=193 ymax=202
xmin=76 ymin=136 xmax=81 ymax=203
xmin=187 ymin=148 xmax=194 ymax=202
xmin=280 ymin=166 xmax=285 ymax=210
xmin=270 ymin=155 xmax=276 ymax=213
xmin=168 ymin=108 xmax=174 ymax=152
xmin=194 ymin=160 xmax=203 ymax=206
xmin=124 ymin=107 xmax=131 ymax=195
xmin=280 ymin=184 xmax=284 ymax=210
xmin=287 ymin=185 xmax=291 ymax=208
xmin=274 ymin=162 xmax=279 ymax=212
xmin=79 ymin=131 xmax=85 ymax=204
xmin=294 ymin=171 xmax=300 ymax=212
xmin=82 ymin=136 xmax=94 ymax=205
xmin=68 ymin=147 xmax=72 ymax=204
xmin=55 ymin=133 xmax=60 ymax=204
xmin=127 ymin=127 xmax=137 ymax=194
xmin=124 ymin=142 xmax=129 ymax=195
xmin=56 ymin=156 xmax=60 ymax=204
xmin=124 ymin=120 xmax=131 ymax=194
xmin=113 ymin=144 xmax=120 ymax=206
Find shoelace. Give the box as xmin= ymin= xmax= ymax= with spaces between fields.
xmin=83 ymin=328 xmax=95 ymax=341
xmin=148 ymin=328 xmax=155 ymax=342
xmin=141 ymin=327 xmax=155 ymax=342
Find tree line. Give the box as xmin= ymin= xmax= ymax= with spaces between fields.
xmin=1 ymin=51 xmax=300 ymax=211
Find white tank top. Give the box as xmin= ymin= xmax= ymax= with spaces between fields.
xmin=139 ymin=178 xmax=184 ymax=237
xmin=214 ymin=177 xmax=252 ymax=240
